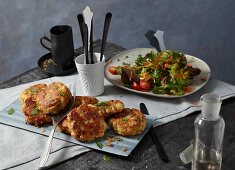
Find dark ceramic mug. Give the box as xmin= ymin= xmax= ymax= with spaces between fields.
xmin=40 ymin=25 xmax=75 ymax=70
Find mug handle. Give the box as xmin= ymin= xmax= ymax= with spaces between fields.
xmin=40 ymin=36 xmax=51 ymax=51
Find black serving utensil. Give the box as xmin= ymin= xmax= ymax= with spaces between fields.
xmin=77 ymin=14 xmax=85 ymax=46
xmin=90 ymin=18 xmax=94 ymax=64
xmin=100 ymin=12 xmax=112 ymax=62
xmin=82 ymin=23 xmax=89 ymax=64
xmin=145 ymin=30 xmax=162 ymax=52
xmin=140 ymin=103 xmax=169 ymax=163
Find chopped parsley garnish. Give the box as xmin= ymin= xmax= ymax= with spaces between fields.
xmin=114 ymin=136 xmax=123 ymax=142
xmin=7 ymin=108 xmax=15 ymax=115
xmin=96 ymin=142 xmax=103 ymax=149
xmin=103 ymin=155 xmax=111 ymax=161
xmin=125 ymin=56 xmax=129 ymax=58
xmin=30 ymin=88 xmax=37 ymax=93
xmin=59 ymin=91 xmax=66 ymax=96
xmin=122 ymin=117 xmax=128 ymax=122
xmin=31 ymin=108 xmax=39 ymax=115
xmin=96 ymin=101 xmax=107 ymax=106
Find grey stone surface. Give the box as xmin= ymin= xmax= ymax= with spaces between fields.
xmin=0 ymin=0 xmax=235 ymax=84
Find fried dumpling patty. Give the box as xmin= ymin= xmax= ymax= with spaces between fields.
xmin=108 ymin=108 xmax=146 ymax=136
xmin=19 ymin=84 xmax=47 ymax=103
xmin=57 ymin=117 xmax=70 ymax=134
xmin=19 ymin=84 xmax=52 ymax=126
xmin=36 ymin=82 xmax=72 ymax=114
xmin=73 ymin=96 xmax=99 ymax=108
xmin=22 ymin=98 xmax=52 ymax=126
xmin=57 ymin=96 xmax=99 ymax=134
xmin=93 ymin=100 xmax=125 ymax=118
xmin=67 ymin=104 xmax=107 ymax=142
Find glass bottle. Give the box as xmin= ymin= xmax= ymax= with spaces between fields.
xmin=192 ymin=94 xmax=225 ymax=170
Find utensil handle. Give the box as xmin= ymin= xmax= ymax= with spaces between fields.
xmin=149 ymin=127 xmax=169 ymax=162
xmin=38 ymin=127 xmax=56 ymax=168
xmin=82 ymin=23 xmax=89 ymax=64
xmin=82 ymin=6 xmax=93 ymax=53
xmin=100 ymin=12 xmax=112 ymax=62
xmin=140 ymin=103 xmax=169 ymax=163
xmin=145 ymin=30 xmax=161 ymax=52
xmin=77 ymin=14 xmax=84 ymax=45
xmin=90 ymin=18 xmax=94 ymax=64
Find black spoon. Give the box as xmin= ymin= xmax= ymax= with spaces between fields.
xmin=77 ymin=14 xmax=85 ymax=46
xmin=100 ymin=12 xmax=112 ymax=62
xmin=82 ymin=23 xmax=89 ymax=64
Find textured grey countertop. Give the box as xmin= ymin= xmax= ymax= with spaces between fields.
xmin=1 ymin=40 xmax=234 ymax=170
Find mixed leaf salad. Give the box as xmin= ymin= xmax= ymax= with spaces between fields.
xmin=108 ymin=50 xmax=201 ymax=96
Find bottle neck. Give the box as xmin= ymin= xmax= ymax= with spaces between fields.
xmin=201 ymin=114 xmax=220 ymax=121
xmin=200 ymin=94 xmax=222 ymax=121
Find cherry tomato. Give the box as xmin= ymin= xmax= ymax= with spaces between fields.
xmin=132 ymin=82 xmax=143 ymax=91
xmin=140 ymin=80 xmax=151 ymax=90
xmin=108 ymin=66 xmax=117 ymax=75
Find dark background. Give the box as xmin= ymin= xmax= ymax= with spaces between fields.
xmin=0 ymin=0 xmax=234 ymax=84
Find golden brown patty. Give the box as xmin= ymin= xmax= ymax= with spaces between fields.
xmin=93 ymin=100 xmax=125 ymax=118
xmin=67 ymin=104 xmax=107 ymax=141
xmin=56 ymin=118 xmax=70 ymax=134
xmin=36 ymin=82 xmax=72 ymax=114
xmin=22 ymin=98 xmax=52 ymax=126
xmin=108 ymin=108 xmax=147 ymax=136
xmin=73 ymin=96 xmax=99 ymax=107
xmin=19 ymin=84 xmax=52 ymax=126
xmin=57 ymin=96 xmax=99 ymax=134
xmin=19 ymin=84 xmax=47 ymax=103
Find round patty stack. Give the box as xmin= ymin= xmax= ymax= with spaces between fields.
xmin=19 ymin=83 xmax=147 ymax=142
xmin=58 ymin=97 xmax=147 ymax=141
